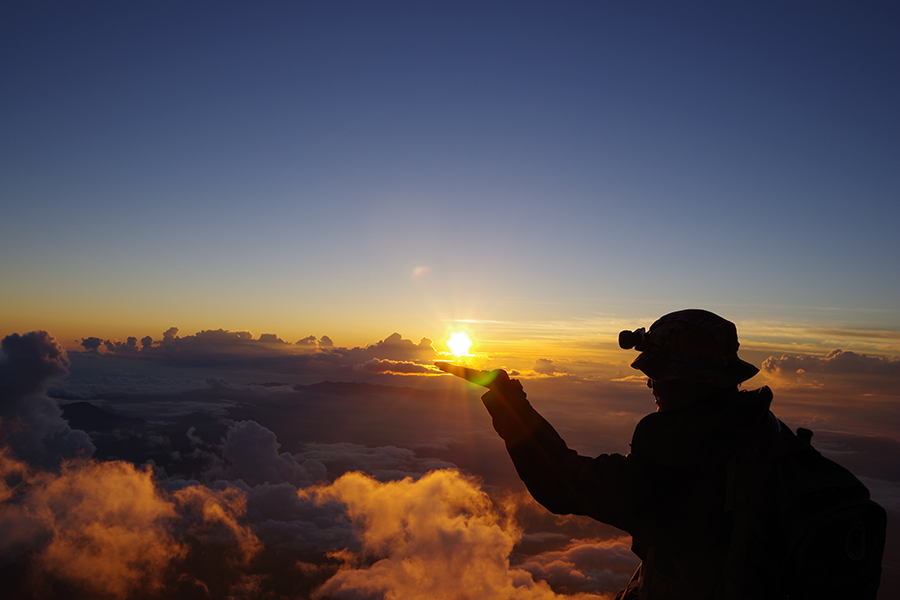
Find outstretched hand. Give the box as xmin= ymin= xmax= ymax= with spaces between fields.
xmin=435 ymin=361 xmax=509 ymax=389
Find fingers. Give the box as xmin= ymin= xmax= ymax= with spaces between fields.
xmin=434 ymin=362 xmax=508 ymax=388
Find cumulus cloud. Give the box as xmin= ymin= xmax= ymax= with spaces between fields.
xmin=80 ymin=337 xmax=102 ymax=352
xmin=296 ymin=335 xmax=318 ymax=347
xmin=762 ymin=349 xmax=900 ymax=380
xmin=213 ymin=420 xmax=319 ymax=487
xmin=367 ymin=332 xmax=434 ymax=360
xmin=104 ymin=337 xmax=140 ymax=354
xmin=302 ymin=470 xmax=603 ymax=600
xmin=534 ymin=358 xmax=564 ymax=376
xmin=0 ymin=449 xmax=263 ymax=599
xmin=0 ymin=331 xmax=94 ymax=465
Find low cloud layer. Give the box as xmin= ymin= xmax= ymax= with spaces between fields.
xmin=2 ymin=328 xmax=897 ymax=598
xmin=71 ymin=328 xmax=440 ymax=383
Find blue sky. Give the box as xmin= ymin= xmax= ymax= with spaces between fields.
xmin=2 ymin=1 xmax=899 ymax=350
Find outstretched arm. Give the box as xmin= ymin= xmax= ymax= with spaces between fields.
xmin=437 ymin=362 xmax=648 ymax=529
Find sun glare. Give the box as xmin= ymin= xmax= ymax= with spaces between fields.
xmin=446 ymin=331 xmax=474 ymax=356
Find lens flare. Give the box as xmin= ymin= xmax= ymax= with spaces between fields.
xmin=446 ymin=331 xmax=474 ymax=357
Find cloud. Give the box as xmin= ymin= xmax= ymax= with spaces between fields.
xmin=354 ymin=358 xmax=437 ymax=375
xmin=302 ymin=470 xmax=603 ymax=600
xmin=3 ymin=455 xmax=184 ymax=598
xmin=80 ymin=337 xmax=102 ymax=352
xmin=515 ymin=537 xmax=637 ymax=596
xmin=104 ymin=337 xmax=140 ymax=354
xmin=534 ymin=358 xmax=564 ymax=376
xmin=762 ymin=349 xmax=900 ymax=380
xmin=73 ymin=328 xmax=437 ymax=382
xmin=0 ymin=449 xmax=263 ymax=599
xmin=295 ymin=442 xmax=457 ymax=482
xmin=0 ymin=331 xmax=94 ymax=466
xmin=213 ymin=420 xmax=319 ymax=487
xmin=296 ymin=335 xmax=318 ymax=347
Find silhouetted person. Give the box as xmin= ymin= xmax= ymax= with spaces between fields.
xmin=438 ymin=309 xmax=884 ymax=600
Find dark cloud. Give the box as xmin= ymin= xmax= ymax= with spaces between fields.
xmin=295 ymin=442 xmax=457 ymax=482
xmin=213 ymin=420 xmax=318 ymax=487
xmin=80 ymin=336 xmax=102 ymax=352
xmin=762 ymin=349 xmax=900 ymax=379
xmin=0 ymin=331 xmax=94 ymax=466
xmin=515 ymin=537 xmax=638 ymax=595
xmin=66 ymin=329 xmax=440 ymax=383
xmin=104 ymin=337 xmax=139 ymax=354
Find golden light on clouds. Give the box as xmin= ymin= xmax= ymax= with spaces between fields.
xmin=446 ymin=331 xmax=474 ymax=356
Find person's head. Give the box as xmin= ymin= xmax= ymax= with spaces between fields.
xmin=619 ymin=309 xmax=759 ymax=411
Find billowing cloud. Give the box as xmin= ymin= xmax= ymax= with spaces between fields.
xmin=0 ymin=331 xmax=94 ymax=465
xmin=2 ymin=454 xmax=184 ymax=598
xmin=302 ymin=470 xmax=605 ymax=599
xmin=213 ymin=420 xmax=319 ymax=487
xmin=0 ymin=450 xmax=261 ymax=599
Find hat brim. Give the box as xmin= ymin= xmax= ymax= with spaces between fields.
xmin=631 ymin=352 xmax=759 ymax=386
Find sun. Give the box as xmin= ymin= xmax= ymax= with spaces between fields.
xmin=446 ymin=331 xmax=474 ymax=357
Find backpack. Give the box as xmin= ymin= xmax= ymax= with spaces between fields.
xmin=720 ymin=424 xmax=887 ymax=600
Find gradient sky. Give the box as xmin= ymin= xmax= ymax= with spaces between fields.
xmin=3 ymin=1 xmax=899 ymax=357
xmin=2 ymin=4 xmax=900 ymax=597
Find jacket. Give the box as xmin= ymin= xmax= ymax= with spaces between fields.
xmin=481 ymin=378 xmax=778 ymax=599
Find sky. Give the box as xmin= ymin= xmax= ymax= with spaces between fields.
xmin=2 ymin=2 xmax=899 ymax=599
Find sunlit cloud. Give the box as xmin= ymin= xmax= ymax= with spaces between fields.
xmin=301 ymin=470 xmax=608 ymax=599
